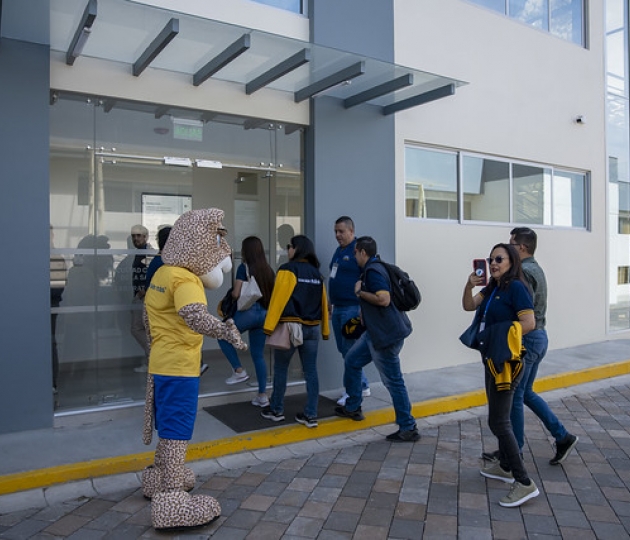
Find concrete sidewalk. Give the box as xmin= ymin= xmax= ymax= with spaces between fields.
xmin=3 ymin=373 xmax=630 ymax=538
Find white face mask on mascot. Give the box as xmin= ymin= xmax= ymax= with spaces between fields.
xmin=200 ymin=255 xmax=232 ymax=290
xmin=160 ymin=208 xmax=233 ymax=290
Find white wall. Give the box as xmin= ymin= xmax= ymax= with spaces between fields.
xmin=392 ymin=0 xmax=612 ymax=373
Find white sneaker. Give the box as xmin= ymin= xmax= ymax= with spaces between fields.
xmin=362 ymin=388 xmax=371 ymax=397
xmin=200 ymin=363 xmax=209 ymax=376
xmin=251 ymin=395 xmax=270 ymax=407
xmin=225 ymin=369 xmax=249 ymax=385
xmin=133 ymin=364 xmax=148 ymax=373
xmin=336 ymin=393 xmax=349 ymax=406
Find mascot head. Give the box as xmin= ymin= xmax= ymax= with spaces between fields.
xmin=161 ymin=208 xmax=232 ymax=289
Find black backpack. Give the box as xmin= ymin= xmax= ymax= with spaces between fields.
xmin=377 ymin=259 xmax=422 ymax=311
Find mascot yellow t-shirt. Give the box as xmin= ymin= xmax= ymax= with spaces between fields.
xmin=145 ymin=265 xmax=206 ymax=377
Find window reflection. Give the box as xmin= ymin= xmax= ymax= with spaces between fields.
xmin=405 ymin=145 xmax=587 ymax=228
xmin=50 ymin=93 xmax=304 ymax=411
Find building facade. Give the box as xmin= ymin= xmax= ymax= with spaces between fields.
xmin=0 ymin=0 xmax=627 ymax=434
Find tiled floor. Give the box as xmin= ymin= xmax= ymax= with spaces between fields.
xmin=3 ymin=376 xmax=630 ymax=538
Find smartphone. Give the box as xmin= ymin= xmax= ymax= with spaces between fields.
xmin=473 ymin=259 xmax=488 ymax=286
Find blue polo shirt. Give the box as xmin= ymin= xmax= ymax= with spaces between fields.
xmin=328 ymin=239 xmax=360 ymax=306
xmin=479 ymin=280 xmax=534 ymax=327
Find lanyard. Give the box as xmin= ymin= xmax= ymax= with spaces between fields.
xmin=479 ymin=287 xmax=497 ymax=332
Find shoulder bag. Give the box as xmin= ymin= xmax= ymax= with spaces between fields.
xmin=266 ymin=322 xmax=291 ymax=349
xmin=237 ymin=264 xmax=263 ymax=311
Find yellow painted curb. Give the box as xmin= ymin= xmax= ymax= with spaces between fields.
xmin=1 ymin=359 xmax=629 ymax=497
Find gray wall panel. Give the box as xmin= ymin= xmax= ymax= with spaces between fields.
xmin=307 ymin=1 xmax=396 ymax=391
xmin=0 ymin=38 xmax=52 ymax=433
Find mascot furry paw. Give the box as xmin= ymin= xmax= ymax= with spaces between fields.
xmin=141 ymin=208 xmax=246 ymax=530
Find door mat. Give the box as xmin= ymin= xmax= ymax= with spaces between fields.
xmin=203 ymin=394 xmax=339 ymax=433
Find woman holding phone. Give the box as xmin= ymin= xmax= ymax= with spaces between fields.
xmin=462 ymin=243 xmax=538 ymax=508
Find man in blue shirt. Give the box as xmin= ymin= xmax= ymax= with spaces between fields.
xmin=335 ymin=236 xmax=419 ymax=442
xmin=328 ymin=216 xmax=370 ymax=405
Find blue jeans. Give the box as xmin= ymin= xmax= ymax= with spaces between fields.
xmin=218 ymin=303 xmax=267 ymax=394
xmin=485 ymin=365 xmax=530 ymax=484
xmin=331 ymin=305 xmax=369 ymax=390
xmin=269 ymin=324 xmax=320 ymax=418
xmin=344 ymin=332 xmax=416 ymax=432
xmin=511 ymin=329 xmax=567 ymax=448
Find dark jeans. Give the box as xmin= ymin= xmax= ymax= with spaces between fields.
xmin=484 ymin=365 xmax=530 ymax=484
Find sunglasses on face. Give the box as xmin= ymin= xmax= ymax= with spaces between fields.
xmin=287 ymin=244 xmax=294 ymax=250
xmin=486 ymin=256 xmax=508 ymax=265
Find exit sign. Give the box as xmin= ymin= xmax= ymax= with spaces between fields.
xmin=172 ymin=118 xmax=203 ymax=142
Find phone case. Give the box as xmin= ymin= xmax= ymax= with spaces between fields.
xmin=473 ymin=259 xmax=487 ymax=286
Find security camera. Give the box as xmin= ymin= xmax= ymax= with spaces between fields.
xmin=575 ymin=115 xmax=585 ymax=124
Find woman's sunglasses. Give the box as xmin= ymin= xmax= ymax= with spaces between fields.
xmin=287 ymin=244 xmax=294 ymax=250
xmin=486 ymin=256 xmax=508 ymax=265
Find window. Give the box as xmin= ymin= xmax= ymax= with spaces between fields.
xmin=468 ymin=0 xmax=585 ymax=46
xmin=250 ymin=0 xmax=305 ymax=14
xmin=462 ymin=155 xmax=509 ymax=222
xmin=405 ymin=145 xmax=588 ymax=228
xmin=619 ymin=266 xmax=630 ymax=285
xmin=405 ymin=146 xmax=457 ymax=219
xmin=512 ymin=163 xmax=550 ymax=225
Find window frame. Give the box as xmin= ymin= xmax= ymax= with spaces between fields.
xmin=404 ymin=143 xmax=590 ymax=230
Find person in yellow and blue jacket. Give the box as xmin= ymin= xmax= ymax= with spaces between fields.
xmin=261 ymin=234 xmax=329 ymax=428
xmin=462 ymin=243 xmax=538 ymax=509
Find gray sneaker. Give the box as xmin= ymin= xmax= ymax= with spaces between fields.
xmin=499 ymin=480 xmax=539 ymax=507
xmin=480 ymin=461 xmax=515 ymax=483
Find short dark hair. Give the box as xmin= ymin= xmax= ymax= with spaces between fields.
xmin=510 ymin=227 xmax=537 ymax=255
xmin=157 ymin=226 xmax=172 ymax=251
xmin=335 ymin=216 xmax=354 ymax=231
xmin=355 ymin=236 xmax=377 ymax=258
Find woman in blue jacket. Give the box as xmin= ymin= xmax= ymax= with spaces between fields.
xmin=462 ymin=243 xmax=537 ymax=508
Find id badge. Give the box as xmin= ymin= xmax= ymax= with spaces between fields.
xmin=330 ymin=263 xmax=338 ymax=279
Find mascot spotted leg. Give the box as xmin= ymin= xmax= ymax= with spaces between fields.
xmin=151 ymin=440 xmax=221 ymax=529
xmin=142 ymin=208 xmax=247 ymax=530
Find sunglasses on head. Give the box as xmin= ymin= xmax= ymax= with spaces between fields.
xmin=486 ymin=256 xmax=508 ymax=265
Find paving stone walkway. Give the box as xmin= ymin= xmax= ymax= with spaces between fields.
xmin=3 ymin=377 xmax=630 ymax=539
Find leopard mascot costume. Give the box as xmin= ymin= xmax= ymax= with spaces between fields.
xmin=141 ymin=208 xmax=246 ymax=530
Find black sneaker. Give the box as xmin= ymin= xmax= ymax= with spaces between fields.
xmin=295 ymin=413 xmax=318 ymax=428
xmin=334 ymin=405 xmax=365 ymax=421
xmin=261 ymin=407 xmax=285 ymax=422
xmin=481 ymin=449 xmax=500 ymax=462
xmin=550 ymin=434 xmax=578 ymax=465
xmin=386 ymin=427 xmax=421 ymax=443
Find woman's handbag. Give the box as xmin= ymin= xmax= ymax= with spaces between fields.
xmin=217 ymin=288 xmax=237 ymax=321
xmin=266 ymin=322 xmax=291 ymax=349
xmin=459 ymin=311 xmax=481 ymax=349
xmin=237 ymin=265 xmax=263 ymax=311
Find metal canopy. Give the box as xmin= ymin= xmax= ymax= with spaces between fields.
xmin=51 ymin=0 xmax=467 ymax=114
xmin=194 ymin=34 xmax=251 ymax=87
xmin=65 ymin=0 xmax=97 ymax=66
xmin=132 ymin=17 xmax=179 ymax=77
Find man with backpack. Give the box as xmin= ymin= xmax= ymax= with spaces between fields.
xmin=335 ymin=236 xmax=420 ymax=442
